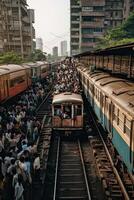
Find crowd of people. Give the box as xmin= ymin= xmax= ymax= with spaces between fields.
xmin=0 ymin=81 xmax=46 ymax=200
xmin=54 ymin=58 xmax=80 ymax=94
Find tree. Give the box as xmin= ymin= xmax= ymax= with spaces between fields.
xmin=0 ymin=52 xmax=22 ymax=64
xmin=96 ymin=12 xmax=134 ymax=49
xmin=30 ymin=49 xmax=46 ymax=61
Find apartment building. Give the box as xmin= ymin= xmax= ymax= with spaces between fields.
xmin=105 ymin=0 xmax=123 ymax=28
xmin=123 ymin=0 xmax=134 ymax=19
xmin=70 ymin=0 xmax=134 ymax=55
xmin=80 ymin=0 xmax=105 ymax=52
xmin=36 ymin=38 xmax=43 ymax=51
xmin=70 ymin=0 xmax=81 ymax=55
xmin=0 ymin=0 xmax=35 ymax=58
xmin=61 ymin=40 xmax=67 ymax=56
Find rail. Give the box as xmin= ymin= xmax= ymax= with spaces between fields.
xmin=53 ymin=138 xmax=92 ymax=199
xmin=88 ymin=107 xmax=130 ymax=200
xmin=78 ymin=140 xmax=92 ymax=200
xmin=53 ymin=137 xmax=60 ymax=200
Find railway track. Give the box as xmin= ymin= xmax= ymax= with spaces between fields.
xmin=53 ymin=138 xmax=91 ymax=200
xmin=84 ymin=97 xmax=134 ymax=200
xmin=32 ymin=90 xmax=53 ymax=200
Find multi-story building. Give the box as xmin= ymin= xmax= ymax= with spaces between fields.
xmin=61 ymin=40 xmax=67 ymax=56
xmin=70 ymin=0 xmax=81 ymax=55
xmin=105 ymin=0 xmax=123 ymax=28
xmin=0 ymin=0 xmax=35 ymax=58
xmin=53 ymin=46 xmax=58 ymax=58
xmin=123 ymin=0 xmax=134 ymax=19
xmin=70 ymin=0 xmax=134 ymax=55
xmin=80 ymin=0 xmax=105 ymax=53
xmin=0 ymin=1 xmax=7 ymax=53
xmin=36 ymin=38 xmax=43 ymax=51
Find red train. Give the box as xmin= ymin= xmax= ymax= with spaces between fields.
xmin=0 ymin=62 xmax=50 ymax=102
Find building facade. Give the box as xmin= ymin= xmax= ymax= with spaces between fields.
xmin=61 ymin=40 xmax=67 ymax=56
xmin=70 ymin=0 xmax=81 ymax=55
xmin=0 ymin=0 xmax=35 ymax=58
xmin=53 ymin=46 xmax=58 ymax=58
xmin=70 ymin=0 xmax=134 ymax=55
xmin=36 ymin=38 xmax=43 ymax=51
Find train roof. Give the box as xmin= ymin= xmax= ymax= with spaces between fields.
xmin=0 ymin=64 xmax=25 ymax=75
xmin=52 ymin=92 xmax=83 ymax=104
xmin=24 ymin=61 xmax=48 ymax=68
xmin=79 ymin=67 xmax=134 ymax=117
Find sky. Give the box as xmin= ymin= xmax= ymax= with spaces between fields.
xmin=27 ymin=0 xmax=70 ymax=55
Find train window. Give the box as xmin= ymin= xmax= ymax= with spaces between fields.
xmin=113 ymin=106 xmax=119 ymax=123
xmin=118 ymin=111 xmax=124 ymax=131
xmin=63 ymin=105 xmax=71 ymax=119
xmin=54 ymin=105 xmax=61 ymax=116
xmin=10 ymin=75 xmax=25 ymax=87
xmin=74 ymin=105 xmax=82 ymax=116
xmin=124 ymin=117 xmax=131 ymax=136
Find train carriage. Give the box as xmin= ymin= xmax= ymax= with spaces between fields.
xmin=0 ymin=64 xmax=29 ymax=101
xmin=52 ymin=92 xmax=83 ymax=132
xmin=78 ymin=66 xmax=134 ymax=173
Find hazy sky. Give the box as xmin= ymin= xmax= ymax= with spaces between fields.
xmin=27 ymin=0 xmax=70 ymax=54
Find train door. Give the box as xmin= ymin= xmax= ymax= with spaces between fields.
xmin=104 ymin=96 xmax=112 ymax=132
xmin=3 ymin=75 xmax=8 ymax=100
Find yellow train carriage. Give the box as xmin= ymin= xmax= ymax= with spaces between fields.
xmin=52 ymin=92 xmax=83 ymax=131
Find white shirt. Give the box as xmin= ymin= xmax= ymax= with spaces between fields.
xmin=33 ymin=157 xmax=40 ymax=170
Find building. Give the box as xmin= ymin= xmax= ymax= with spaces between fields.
xmin=61 ymin=40 xmax=67 ymax=56
xmin=105 ymin=0 xmax=123 ymax=28
xmin=80 ymin=0 xmax=105 ymax=53
xmin=123 ymin=0 xmax=134 ymax=19
xmin=0 ymin=0 xmax=35 ymax=58
xmin=0 ymin=1 xmax=7 ymax=53
xmin=36 ymin=38 xmax=43 ymax=51
xmin=70 ymin=0 xmax=134 ymax=55
xmin=70 ymin=0 xmax=81 ymax=55
xmin=53 ymin=46 xmax=58 ymax=58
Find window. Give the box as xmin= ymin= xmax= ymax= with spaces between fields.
xmin=113 ymin=105 xmax=132 ymax=136
xmin=63 ymin=105 xmax=71 ymax=119
xmin=82 ymin=16 xmax=94 ymax=22
xmin=118 ymin=111 xmax=124 ymax=131
xmin=72 ymin=24 xmax=79 ymax=28
xmin=74 ymin=105 xmax=82 ymax=116
xmin=10 ymin=75 xmax=25 ymax=87
xmin=124 ymin=117 xmax=131 ymax=137
xmin=54 ymin=105 xmax=61 ymax=116
xmin=93 ymin=6 xmax=104 ymax=11
xmin=82 ymin=38 xmax=96 ymax=43
xmin=82 ymin=6 xmax=93 ymax=12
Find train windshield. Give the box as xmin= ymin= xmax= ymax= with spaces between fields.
xmin=53 ymin=104 xmax=82 ymax=118
xmin=74 ymin=105 xmax=82 ymax=116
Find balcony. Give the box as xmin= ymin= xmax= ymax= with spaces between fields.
xmin=71 ymin=28 xmax=79 ymax=31
xmin=81 ymin=21 xmax=104 ymax=28
xmin=82 ymin=12 xmax=105 ymax=17
xmin=82 ymin=32 xmax=104 ymax=38
xmin=81 ymin=42 xmax=96 ymax=47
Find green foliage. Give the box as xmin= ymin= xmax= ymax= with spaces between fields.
xmin=30 ymin=49 xmax=46 ymax=61
xmin=96 ymin=12 xmax=134 ymax=49
xmin=0 ymin=52 xmax=22 ymax=64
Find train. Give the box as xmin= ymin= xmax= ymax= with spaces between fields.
xmin=76 ymin=42 xmax=134 ymax=79
xmin=52 ymin=92 xmax=83 ymax=134
xmin=77 ymin=65 xmax=134 ymax=174
xmin=0 ymin=61 xmax=50 ymax=102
